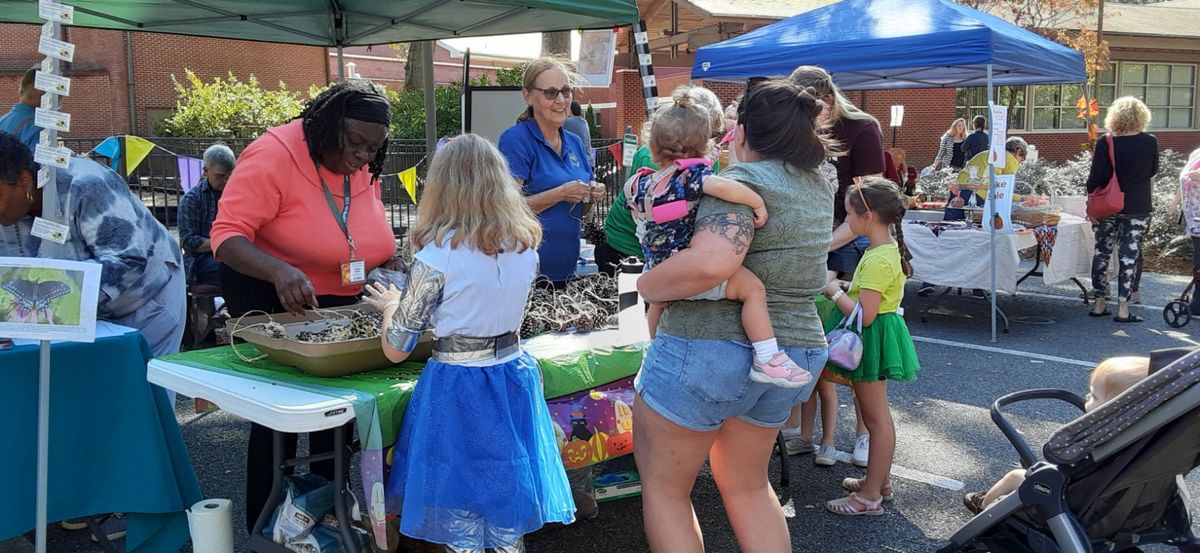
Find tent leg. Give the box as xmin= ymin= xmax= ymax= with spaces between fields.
xmin=337 ymin=45 xmax=345 ymax=81
xmin=423 ymin=41 xmax=436 ymax=158
xmin=987 ymin=64 xmax=997 ymax=343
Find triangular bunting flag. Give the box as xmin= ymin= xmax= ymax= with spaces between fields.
xmin=398 ymin=166 xmax=418 ymax=204
xmin=92 ymin=136 xmax=121 ymax=171
xmin=124 ymin=135 xmax=156 ymax=176
xmin=177 ymin=156 xmax=204 ymax=192
xmin=607 ymin=142 xmax=622 ymax=168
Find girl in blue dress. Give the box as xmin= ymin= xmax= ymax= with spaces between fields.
xmin=363 ymin=133 xmax=574 ymax=551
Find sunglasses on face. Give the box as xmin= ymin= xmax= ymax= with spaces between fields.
xmin=530 ymin=86 xmax=573 ymax=100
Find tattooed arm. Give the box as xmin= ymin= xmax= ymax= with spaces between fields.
xmin=636 ymin=209 xmax=754 ymax=303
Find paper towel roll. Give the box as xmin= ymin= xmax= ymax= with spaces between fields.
xmin=187 ymin=498 xmax=234 ymax=553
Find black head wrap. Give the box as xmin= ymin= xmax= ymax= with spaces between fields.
xmin=343 ymin=93 xmax=391 ymax=126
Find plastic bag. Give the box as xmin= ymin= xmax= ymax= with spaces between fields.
xmin=367 ymin=267 xmax=408 ymax=291
xmin=266 ymin=474 xmax=371 ymax=552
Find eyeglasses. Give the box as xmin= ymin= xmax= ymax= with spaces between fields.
xmin=530 ymin=86 xmax=573 ymax=100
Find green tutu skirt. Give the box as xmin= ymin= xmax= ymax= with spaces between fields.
xmin=821 ymin=306 xmax=920 ymax=383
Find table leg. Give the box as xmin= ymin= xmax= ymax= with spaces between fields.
xmin=333 ymin=425 xmax=362 ymax=553
xmin=250 ymin=431 xmax=285 ymax=549
xmin=920 ymin=288 xmax=954 ymax=323
xmin=1016 ymin=244 xmax=1044 ymax=289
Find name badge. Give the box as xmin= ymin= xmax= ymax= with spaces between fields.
xmin=31 ymin=216 xmax=69 ymax=244
xmin=341 ymin=258 xmax=366 ymax=285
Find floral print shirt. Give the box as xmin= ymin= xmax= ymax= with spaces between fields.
xmin=625 ymin=161 xmax=710 ymax=269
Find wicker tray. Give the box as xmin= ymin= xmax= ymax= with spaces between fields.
xmin=226 ymin=306 xmax=433 ymax=377
xmin=965 ymin=209 xmax=1062 ymax=228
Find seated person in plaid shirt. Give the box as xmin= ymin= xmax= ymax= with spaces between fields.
xmin=178 ymin=143 xmax=235 ymax=287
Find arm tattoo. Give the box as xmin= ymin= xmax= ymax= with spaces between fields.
xmin=696 ymin=212 xmax=754 ymax=255
xmin=386 ymin=259 xmax=444 ymax=352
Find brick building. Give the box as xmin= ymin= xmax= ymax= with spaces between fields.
xmin=602 ymin=0 xmax=1200 ymax=164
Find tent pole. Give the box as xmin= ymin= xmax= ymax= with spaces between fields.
xmin=337 ymin=45 xmax=345 ymax=81
xmin=423 ymin=41 xmax=437 ymax=159
xmin=987 ymin=64 xmax=997 ymax=343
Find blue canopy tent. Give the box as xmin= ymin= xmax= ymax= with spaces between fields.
xmin=693 ymin=0 xmax=1087 ymax=341
xmin=691 ymin=0 xmax=1085 ymax=89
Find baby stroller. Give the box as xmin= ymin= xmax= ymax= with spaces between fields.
xmin=939 ymin=348 xmax=1200 ymax=553
xmin=1163 ymin=270 xmax=1200 ymax=328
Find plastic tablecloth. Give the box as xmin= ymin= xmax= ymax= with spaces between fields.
xmin=0 ymin=331 xmax=202 ymax=553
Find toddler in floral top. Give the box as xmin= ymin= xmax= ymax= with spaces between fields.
xmin=625 ymin=86 xmax=812 ymax=388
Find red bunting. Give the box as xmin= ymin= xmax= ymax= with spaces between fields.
xmin=607 ymin=142 xmax=623 ymax=167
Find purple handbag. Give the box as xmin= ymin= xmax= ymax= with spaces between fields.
xmin=826 ymin=303 xmax=864 ymax=372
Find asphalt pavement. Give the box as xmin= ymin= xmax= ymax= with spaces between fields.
xmin=31 ymin=259 xmax=1200 ymax=553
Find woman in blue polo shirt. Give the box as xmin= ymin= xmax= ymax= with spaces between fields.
xmin=499 ymin=57 xmax=603 ymax=286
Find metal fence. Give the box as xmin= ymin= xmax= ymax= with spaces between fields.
xmin=60 ymin=136 xmax=624 ymax=237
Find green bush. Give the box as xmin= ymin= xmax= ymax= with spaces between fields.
xmin=161 ymin=70 xmax=306 ymax=137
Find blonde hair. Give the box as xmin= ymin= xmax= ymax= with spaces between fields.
xmin=648 ymin=86 xmax=720 ymax=167
xmin=410 ymin=134 xmax=542 ymax=255
xmin=1105 ymin=96 xmax=1152 ymax=135
xmin=788 ymin=65 xmax=880 ymax=131
xmin=517 ymin=57 xmax=577 ymax=123
xmin=946 ymin=118 xmax=967 ymax=139
xmin=640 ymin=85 xmax=724 ymax=148
xmin=1090 ymin=356 xmax=1150 ymax=405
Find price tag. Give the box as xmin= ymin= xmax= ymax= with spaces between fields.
xmin=35 ymin=108 xmax=70 ymax=132
xmin=39 ymin=0 xmax=74 ymax=24
xmin=41 ymin=57 xmax=53 ymax=73
xmin=642 ymin=75 xmax=657 ymax=88
xmin=638 ymin=53 xmax=653 ymax=66
xmin=38 ymin=35 xmax=75 ymax=62
xmin=34 ymin=144 xmax=71 ymax=168
xmin=31 ymin=217 xmax=69 ymax=244
xmin=634 ymin=32 xmax=648 ymax=45
xmin=35 ymin=71 xmax=70 ymax=96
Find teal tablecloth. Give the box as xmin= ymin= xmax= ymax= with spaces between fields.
xmin=0 ymin=332 xmax=202 ymax=553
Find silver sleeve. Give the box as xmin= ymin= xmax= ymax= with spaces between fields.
xmin=385 ymin=259 xmax=444 ymax=353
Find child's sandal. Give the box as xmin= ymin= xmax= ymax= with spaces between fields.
xmin=826 ymin=492 xmax=885 ymax=516
xmin=841 ymin=477 xmax=893 ymax=501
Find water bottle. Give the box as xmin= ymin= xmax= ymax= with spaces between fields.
xmin=616 ymin=259 xmax=650 ymax=346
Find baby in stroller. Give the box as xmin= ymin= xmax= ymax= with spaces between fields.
xmin=941 ymin=347 xmax=1200 ymax=553
xmin=961 ymin=356 xmax=1149 ymax=514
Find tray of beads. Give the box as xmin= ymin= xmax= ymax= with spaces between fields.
xmin=226 ymin=305 xmax=433 ymax=377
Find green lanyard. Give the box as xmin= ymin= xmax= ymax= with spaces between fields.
xmin=319 ymin=170 xmax=355 ymax=255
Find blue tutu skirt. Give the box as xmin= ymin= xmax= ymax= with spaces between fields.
xmin=386 ymin=352 xmax=575 ymax=549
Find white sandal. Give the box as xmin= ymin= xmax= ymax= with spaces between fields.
xmin=841 ymin=477 xmax=894 ymax=501
xmin=826 ymin=492 xmax=885 ymax=516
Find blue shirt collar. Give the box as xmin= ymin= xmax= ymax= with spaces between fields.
xmin=522 ymin=118 xmax=567 ymax=150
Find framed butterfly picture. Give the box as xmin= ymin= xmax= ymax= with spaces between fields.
xmin=0 ymin=257 xmax=100 ymax=343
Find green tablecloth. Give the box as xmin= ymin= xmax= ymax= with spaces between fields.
xmin=0 ymin=332 xmax=202 ymax=553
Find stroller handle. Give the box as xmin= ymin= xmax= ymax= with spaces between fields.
xmin=991 ymin=389 xmax=1087 ymax=468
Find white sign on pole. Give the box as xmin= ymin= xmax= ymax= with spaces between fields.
xmin=34 ymin=71 xmax=70 ymax=96
xmin=890 ymin=105 xmax=904 ymax=127
xmin=37 ymin=35 xmax=74 ymax=62
xmin=38 ymin=1 xmax=74 ymax=24
xmin=577 ymin=29 xmax=616 ymax=87
xmin=634 ymin=32 xmax=648 ymax=45
xmin=982 ymin=174 xmax=1016 ymax=234
xmin=988 ymin=102 xmax=1008 ymax=167
xmin=34 ymin=108 xmax=70 ymax=132
xmin=622 ymin=131 xmax=637 ymax=169
xmin=33 ymin=144 xmax=71 ymax=169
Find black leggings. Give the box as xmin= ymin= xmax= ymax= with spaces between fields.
xmin=219 ymin=263 xmax=360 ymax=531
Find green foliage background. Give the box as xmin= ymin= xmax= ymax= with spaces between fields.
xmin=0 ymin=267 xmax=84 ymax=326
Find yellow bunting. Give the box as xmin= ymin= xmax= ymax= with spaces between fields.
xmin=124 ymin=135 xmax=156 ymax=176
xmin=398 ymin=166 xmax=418 ymax=203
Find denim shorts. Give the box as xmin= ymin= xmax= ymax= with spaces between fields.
xmin=634 ymin=333 xmax=829 ymax=432
xmin=827 ymin=235 xmax=871 ymax=274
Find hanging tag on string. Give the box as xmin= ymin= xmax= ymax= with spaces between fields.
xmin=31 ymin=217 xmax=69 ymax=244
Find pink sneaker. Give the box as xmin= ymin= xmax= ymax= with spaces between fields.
xmin=750 ymin=351 xmax=813 ymax=388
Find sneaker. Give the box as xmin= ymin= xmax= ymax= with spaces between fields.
xmin=785 ymin=436 xmax=816 ymax=456
xmin=851 ymin=434 xmax=870 ymax=467
xmin=750 ymin=352 xmax=813 ymax=388
xmin=916 ymin=283 xmax=935 ymax=297
xmin=814 ymin=445 xmax=838 ymax=467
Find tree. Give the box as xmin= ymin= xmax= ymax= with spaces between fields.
xmin=404 ymin=41 xmax=433 ymax=91
xmin=162 ymin=69 xmax=305 ymax=137
xmin=541 ymin=31 xmax=571 ymax=57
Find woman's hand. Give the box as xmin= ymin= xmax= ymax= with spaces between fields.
xmin=588 ymin=181 xmax=607 ymax=202
xmin=557 ymin=180 xmax=591 ymax=204
xmin=270 ymin=264 xmax=319 ymax=315
xmin=361 ymin=282 xmax=403 ymax=312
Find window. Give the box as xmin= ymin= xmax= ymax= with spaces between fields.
xmin=1031 ymin=83 xmax=1088 ymax=130
xmin=955 ymin=86 xmax=1026 ymax=130
xmin=1119 ymin=63 xmax=1195 ymax=129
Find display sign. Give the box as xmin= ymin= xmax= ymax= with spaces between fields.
xmin=0 ymin=257 xmax=101 ymax=343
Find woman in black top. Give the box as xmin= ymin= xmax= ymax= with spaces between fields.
xmin=1087 ymin=96 xmax=1158 ymax=323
